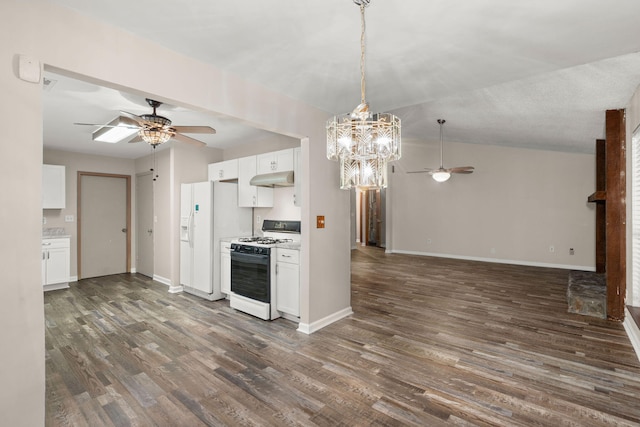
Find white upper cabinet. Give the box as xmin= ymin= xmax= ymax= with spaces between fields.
xmin=42 ymin=164 xmax=66 ymax=209
xmin=238 ymin=156 xmax=273 ymax=207
xmin=257 ymin=148 xmax=294 ymax=174
xmin=208 ymin=159 xmax=239 ymax=182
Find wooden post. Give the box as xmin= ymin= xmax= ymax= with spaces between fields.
xmin=605 ymin=109 xmax=626 ymax=321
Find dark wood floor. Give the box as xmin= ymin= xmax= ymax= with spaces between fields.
xmin=45 ymin=247 xmax=640 ymax=426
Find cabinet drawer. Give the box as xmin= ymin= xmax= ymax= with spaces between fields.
xmin=276 ymin=248 xmax=299 ymax=264
xmin=42 ymin=238 xmax=70 ymax=249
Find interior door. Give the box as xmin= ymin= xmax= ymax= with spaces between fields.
xmin=136 ymin=172 xmax=154 ymax=278
xmin=79 ymin=173 xmax=130 ymax=279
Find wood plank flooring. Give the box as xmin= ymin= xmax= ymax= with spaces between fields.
xmin=45 ymin=247 xmax=640 ymax=426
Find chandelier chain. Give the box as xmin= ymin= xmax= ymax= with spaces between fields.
xmin=360 ymin=3 xmax=366 ymax=105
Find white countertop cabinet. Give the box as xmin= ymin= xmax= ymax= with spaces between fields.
xmin=238 ymin=155 xmax=273 ymax=207
xmin=42 ymin=237 xmax=70 ymax=291
xmin=276 ymin=248 xmax=300 ymax=317
xmin=220 ymin=241 xmax=232 ymax=296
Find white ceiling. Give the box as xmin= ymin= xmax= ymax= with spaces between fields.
xmin=44 ymin=0 xmax=640 ymax=158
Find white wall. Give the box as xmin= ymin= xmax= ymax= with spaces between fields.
xmin=43 ymin=149 xmax=137 ymax=278
xmin=254 ymin=187 xmax=301 ymax=234
xmin=627 ymin=85 xmax=640 ymax=306
xmin=389 ymin=140 xmax=596 ymax=269
xmin=1 ymin=1 xmax=350 ymax=425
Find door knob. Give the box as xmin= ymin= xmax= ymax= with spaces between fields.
xmin=147 ymin=229 xmax=153 ymax=235
xmin=122 ymin=228 xmax=127 ymax=233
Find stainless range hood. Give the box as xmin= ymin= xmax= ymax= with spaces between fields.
xmin=249 ymin=170 xmax=294 ymax=187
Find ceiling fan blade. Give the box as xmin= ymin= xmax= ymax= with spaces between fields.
xmin=172 ymin=132 xmax=206 ymax=147
xmin=120 ymin=110 xmax=146 ymax=126
xmin=407 ymin=170 xmax=430 ymax=174
xmin=74 ymin=122 xmax=136 ymax=128
xmin=448 ymin=166 xmax=475 ymax=174
xmin=128 ymin=135 xmax=144 ymax=143
xmin=173 ymin=125 xmax=216 ymax=134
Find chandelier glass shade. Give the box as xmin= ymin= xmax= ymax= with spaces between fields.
xmin=139 ymin=114 xmax=173 ymax=147
xmin=326 ymin=0 xmax=401 ymax=190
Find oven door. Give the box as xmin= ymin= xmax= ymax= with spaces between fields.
xmin=231 ymin=251 xmax=270 ymax=303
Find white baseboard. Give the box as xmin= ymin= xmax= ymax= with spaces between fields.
xmin=389 ymin=249 xmax=595 ymax=271
xmin=623 ymin=307 xmax=640 ymax=363
xmin=297 ymin=306 xmax=353 ymax=335
xmin=43 ymin=283 xmax=69 ymax=292
xmin=69 ymin=275 xmax=78 ymax=282
xmin=153 ymin=274 xmax=172 ymax=287
xmin=168 ymin=285 xmax=184 ymax=294
xmin=130 ymin=268 xmax=137 ymax=273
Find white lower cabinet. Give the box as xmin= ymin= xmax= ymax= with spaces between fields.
xmin=220 ymin=241 xmax=232 ymax=295
xmin=42 ymin=238 xmax=70 ymax=291
xmin=276 ymin=248 xmax=300 ymax=317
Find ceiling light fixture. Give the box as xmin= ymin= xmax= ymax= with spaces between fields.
xmin=138 ymin=112 xmax=173 ymax=147
xmin=92 ymin=117 xmax=139 ymax=143
xmin=326 ymin=0 xmax=401 ymax=190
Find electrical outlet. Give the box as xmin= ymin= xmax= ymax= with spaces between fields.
xmin=256 ymin=215 xmax=262 ymax=225
xmin=570 ymin=248 xmax=574 ymax=255
xmin=426 ymin=239 xmax=432 ymax=244
xmin=64 ymin=215 xmax=74 ymax=222
xmin=42 ymin=217 xmax=46 ymax=225
xmin=549 ymin=245 xmax=555 ymax=253
xmin=490 ymin=247 xmax=496 ymax=254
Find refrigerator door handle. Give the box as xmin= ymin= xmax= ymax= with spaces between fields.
xmin=188 ymin=209 xmax=194 ymax=246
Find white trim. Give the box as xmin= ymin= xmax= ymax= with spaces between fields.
xmin=389 ymin=249 xmax=595 ymax=271
xmin=168 ymin=285 xmax=184 ymax=294
xmin=623 ymin=307 xmax=640 ymax=363
xmin=153 ymin=274 xmax=172 ymax=287
xmin=69 ymin=275 xmax=78 ymax=282
xmin=297 ymin=306 xmax=353 ymax=334
xmin=43 ymin=283 xmax=69 ymax=292
xmin=130 ymin=268 xmax=137 ymax=273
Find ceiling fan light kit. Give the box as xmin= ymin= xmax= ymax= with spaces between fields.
xmin=326 ymin=0 xmax=401 ymax=190
xmin=92 ymin=117 xmax=139 ymax=143
xmin=431 ymin=170 xmax=451 ymax=182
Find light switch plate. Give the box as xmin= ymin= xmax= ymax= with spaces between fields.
xmin=64 ymin=215 xmax=74 ymax=222
xmin=316 ymin=215 xmax=325 ymax=229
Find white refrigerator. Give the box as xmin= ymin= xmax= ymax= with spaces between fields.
xmin=180 ymin=181 xmax=252 ymax=300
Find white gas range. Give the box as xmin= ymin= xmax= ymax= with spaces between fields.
xmin=229 ymin=220 xmax=301 ymax=320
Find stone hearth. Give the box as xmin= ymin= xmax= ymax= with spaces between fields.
xmin=567 ymin=270 xmax=606 ymax=319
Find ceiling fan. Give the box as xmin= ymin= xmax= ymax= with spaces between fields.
xmin=75 ymin=98 xmax=216 ymax=147
xmin=408 ymin=119 xmax=474 ymax=182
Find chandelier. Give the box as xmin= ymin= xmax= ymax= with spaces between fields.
xmin=326 ymin=0 xmax=401 ymax=190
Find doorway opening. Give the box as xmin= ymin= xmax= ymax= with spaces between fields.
xmin=358 ymin=188 xmax=386 ymax=248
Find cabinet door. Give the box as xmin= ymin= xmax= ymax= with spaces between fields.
xmin=274 ymin=148 xmax=294 ymax=172
xmin=221 ymin=246 xmax=231 ymax=295
xmin=238 ymin=156 xmax=273 ymax=207
xmin=42 ymin=250 xmax=47 ymax=286
xmin=42 ymin=164 xmax=66 ymax=209
xmin=45 ymin=247 xmax=70 ymax=285
xmin=276 ymin=262 xmax=300 ymax=316
xmin=209 ymin=159 xmax=239 ymax=181
xmin=256 ymin=153 xmax=276 ymax=174
xmin=238 ymin=156 xmax=257 ymax=207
